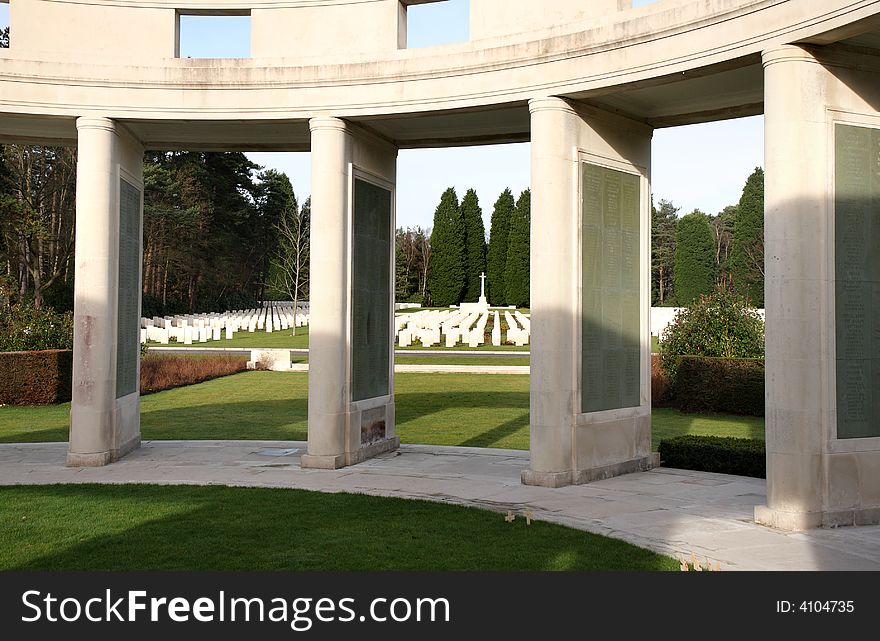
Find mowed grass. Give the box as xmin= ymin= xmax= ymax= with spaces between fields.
xmin=0 ymin=372 xmax=764 ymax=449
xmin=0 ymin=484 xmax=677 ymax=571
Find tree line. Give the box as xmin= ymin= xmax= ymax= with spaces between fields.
xmin=0 ymin=146 xmax=308 ymax=316
xmin=653 ymin=167 xmax=764 ymax=307
xmin=397 ymin=186 xmax=531 ymax=308
xmin=1 ymin=136 xmax=761 ymax=318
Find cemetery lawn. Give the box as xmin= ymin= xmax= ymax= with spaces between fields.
xmin=0 ymin=372 xmax=764 ymax=449
xmin=0 ymin=484 xmax=677 ymax=570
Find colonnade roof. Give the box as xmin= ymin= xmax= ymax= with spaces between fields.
xmin=0 ymin=1 xmax=879 ymax=148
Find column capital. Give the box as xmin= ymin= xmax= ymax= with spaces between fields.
xmin=529 ymin=96 xmax=577 ymax=116
xmin=309 ymin=117 xmax=348 ymax=134
xmin=761 ymin=45 xmax=816 ymax=69
xmin=76 ymin=116 xmax=116 ymax=134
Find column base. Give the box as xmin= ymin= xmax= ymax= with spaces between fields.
xmin=66 ymin=435 xmax=141 ymax=467
xmin=522 ymin=453 xmax=658 ymax=488
xmin=521 ymin=469 xmax=573 ymax=488
xmin=755 ymin=504 xmax=880 ymax=530
xmin=301 ymin=437 xmax=400 ymax=470
xmin=348 ymin=436 xmax=400 ymax=466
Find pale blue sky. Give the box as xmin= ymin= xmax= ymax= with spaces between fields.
xmin=2 ymin=0 xmax=760 ymax=227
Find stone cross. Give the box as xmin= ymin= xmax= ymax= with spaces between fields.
xmin=479 ymin=272 xmax=487 ymax=299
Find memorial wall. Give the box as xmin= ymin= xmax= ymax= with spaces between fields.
xmin=835 ymin=123 xmax=880 ymax=439
xmin=581 ymin=162 xmax=641 ymax=413
xmin=351 ymin=177 xmax=392 ymax=402
xmin=115 ymin=178 xmax=141 ymax=399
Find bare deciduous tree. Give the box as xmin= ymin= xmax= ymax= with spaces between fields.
xmin=269 ymin=197 xmax=310 ymax=334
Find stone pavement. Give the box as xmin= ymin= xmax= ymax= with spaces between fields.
xmin=1 ymin=440 xmax=878 ymax=571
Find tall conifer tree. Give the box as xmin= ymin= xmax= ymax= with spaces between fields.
xmin=730 ymin=167 xmax=764 ymax=306
xmin=504 ymin=189 xmax=531 ymax=308
xmin=461 ymin=188 xmax=487 ymax=302
xmin=487 ymin=188 xmax=514 ymax=306
xmin=674 ymin=210 xmax=715 ymax=305
xmin=427 ymin=187 xmax=465 ymax=306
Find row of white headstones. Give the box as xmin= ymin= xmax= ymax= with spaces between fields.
xmin=139 ymin=302 xmax=530 ymax=348
xmin=396 ymin=309 xmax=531 ymax=348
xmin=140 ymin=302 xmax=311 ymax=345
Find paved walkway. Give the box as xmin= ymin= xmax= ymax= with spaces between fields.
xmin=2 ymin=440 xmax=879 ymax=571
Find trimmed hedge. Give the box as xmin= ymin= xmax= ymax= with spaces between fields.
xmin=673 ymin=356 xmax=764 ymax=416
xmin=0 ymin=350 xmax=72 ymax=405
xmin=651 ymin=353 xmax=672 ymax=407
xmin=658 ymin=435 xmax=765 ymax=478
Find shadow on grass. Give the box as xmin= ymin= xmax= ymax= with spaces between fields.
xmin=458 ymin=415 xmax=529 ymax=448
xmin=140 ymin=398 xmax=309 ymax=441
xmin=0 ymin=485 xmax=675 ymax=571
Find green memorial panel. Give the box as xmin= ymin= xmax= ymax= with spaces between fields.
xmin=581 ymin=162 xmax=641 ymax=413
xmin=351 ymin=178 xmax=392 ymax=402
xmin=835 ymin=123 xmax=880 ymax=438
xmin=116 ymin=178 xmax=141 ymax=398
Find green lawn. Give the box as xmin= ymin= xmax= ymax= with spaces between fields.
xmin=0 ymin=484 xmax=676 ymax=571
xmin=0 ymin=371 xmax=763 ymax=450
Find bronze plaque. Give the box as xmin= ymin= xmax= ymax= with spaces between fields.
xmin=351 ymin=178 xmax=392 ymax=402
xmin=582 ymin=163 xmax=641 ymax=413
xmin=835 ymin=123 xmax=880 ymax=438
xmin=116 ymin=178 xmax=141 ymax=398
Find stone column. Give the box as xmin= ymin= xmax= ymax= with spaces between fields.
xmin=303 ymin=118 xmax=350 ymax=468
xmin=523 ymin=97 xmax=653 ymax=488
xmin=302 ymin=117 xmax=399 ymax=469
xmin=68 ymin=117 xmax=144 ymax=466
xmin=757 ymin=45 xmax=880 ymax=529
xmin=524 ymin=98 xmax=579 ymax=487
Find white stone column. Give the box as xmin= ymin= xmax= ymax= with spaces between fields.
xmin=302 ymin=118 xmax=399 ymax=469
xmin=523 ymin=98 xmax=579 ymax=487
xmin=68 ymin=117 xmax=144 ymax=466
xmin=757 ymin=45 xmax=880 ymax=529
xmin=523 ymin=97 xmax=653 ymax=488
xmin=302 ymin=118 xmax=351 ymax=469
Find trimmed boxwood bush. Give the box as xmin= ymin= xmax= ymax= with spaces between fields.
xmin=673 ymin=356 xmax=764 ymax=416
xmin=0 ymin=350 xmax=72 ymax=405
xmin=658 ymin=435 xmax=765 ymax=478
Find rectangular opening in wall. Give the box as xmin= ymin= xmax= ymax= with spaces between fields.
xmin=176 ymin=10 xmax=251 ymax=58
xmin=1 ymin=1 xmax=10 ymax=49
xmin=404 ymin=0 xmax=469 ymax=49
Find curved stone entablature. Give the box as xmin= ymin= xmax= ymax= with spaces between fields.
xmin=1 ymin=0 xmax=879 ymax=147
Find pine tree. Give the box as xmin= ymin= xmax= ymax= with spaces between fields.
xmin=651 ymin=199 xmax=679 ymax=306
xmin=730 ymin=167 xmax=764 ymax=306
xmin=674 ymin=210 xmax=715 ymax=305
xmin=427 ymin=187 xmax=465 ymax=306
xmin=461 ymin=188 xmax=487 ymax=302
xmin=487 ymin=188 xmax=514 ymax=306
xmin=504 ymin=189 xmax=530 ymax=308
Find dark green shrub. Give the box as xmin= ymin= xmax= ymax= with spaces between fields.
xmin=0 ymin=350 xmax=72 ymax=405
xmin=0 ymin=303 xmax=73 ymax=351
xmin=658 ymin=435 xmax=765 ymax=478
xmin=673 ymin=356 xmax=764 ymax=416
xmin=659 ymin=287 xmax=763 ymax=379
